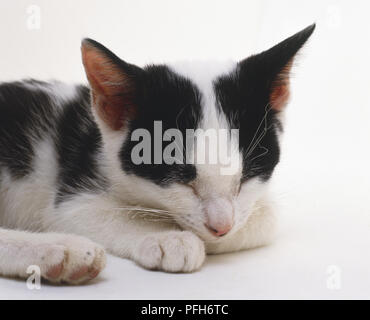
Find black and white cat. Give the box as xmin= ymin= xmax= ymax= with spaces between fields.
xmin=0 ymin=25 xmax=314 ymax=284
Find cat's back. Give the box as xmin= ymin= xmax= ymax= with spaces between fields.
xmin=0 ymin=80 xmax=92 ymax=178
xmin=0 ymin=79 xmax=90 ymax=132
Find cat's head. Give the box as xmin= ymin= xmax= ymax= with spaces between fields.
xmin=81 ymin=24 xmax=315 ymax=241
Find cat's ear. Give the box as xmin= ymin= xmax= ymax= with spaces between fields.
xmin=81 ymin=39 xmax=142 ymax=130
xmin=240 ymin=24 xmax=315 ymax=111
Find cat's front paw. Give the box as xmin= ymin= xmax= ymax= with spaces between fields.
xmin=134 ymin=231 xmax=205 ymax=273
xmin=36 ymin=235 xmax=106 ymax=284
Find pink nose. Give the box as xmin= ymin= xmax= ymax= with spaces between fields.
xmin=204 ymin=198 xmax=234 ymax=237
xmin=205 ymin=223 xmax=232 ymax=237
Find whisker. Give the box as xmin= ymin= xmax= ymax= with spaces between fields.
xmin=109 ymin=206 xmax=179 ymax=224
xmin=245 ymin=103 xmax=271 ymax=155
xmin=113 ymin=206 xmax=173 ymax=214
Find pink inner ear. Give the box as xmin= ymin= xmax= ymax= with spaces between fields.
xmin=82 ymin=46 xmax=127 ymax=96
xmin=270 ymin=83 xmax=290 ymax=111
xmin=92 ymin=93 xmax=135 ymax=131
xmin=269 ymin=61 xmax=292 ymax=111
xmin=82 ymin=44 xmax=135 ymax=130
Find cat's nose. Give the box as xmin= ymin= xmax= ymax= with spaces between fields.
xmin=204 ymin=198 xmax=234 ymax=237
xmin=205 ymin=223 xmax=232 ymax=237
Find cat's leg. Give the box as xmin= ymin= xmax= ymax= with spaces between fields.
xmin=0 ymin=228 xmax=106 ymax=284
xmin=49 ymin=194 xmax=206 ymax=273
xmin=205 ymin=199 xmax=277 ymax=254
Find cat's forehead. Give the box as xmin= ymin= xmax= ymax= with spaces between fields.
xmin=167 ymin=60 xmax=238 ymax=131
xmin=136 ymin=61 xmax=239 ymax=131
xmin=168 ymin=60 xmax=236 ymax=94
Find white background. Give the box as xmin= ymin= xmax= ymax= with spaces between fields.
xmin=0 ymin=0 xmax=369 ymax=299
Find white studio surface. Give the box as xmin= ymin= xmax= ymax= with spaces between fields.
xmin=0 ymin=0 xmax=369 ymax=299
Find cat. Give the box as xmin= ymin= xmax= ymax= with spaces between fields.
xmin=0 ymin=24 xmax=314 ymax=284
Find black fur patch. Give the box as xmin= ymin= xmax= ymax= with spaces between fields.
xmin=120 ymin=65 xmax=203 ymax=186
xmin=214 ymin=24 xmax=315 ymax=182
xmin=0 ymin=80 xmax=57 ymax=177
xmin=54 ymin=85 xmax=108 ymax=204
xmin=214 ymin=64 xmax=281 ymax=182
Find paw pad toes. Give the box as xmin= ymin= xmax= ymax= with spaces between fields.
xmin=46 ymin=262 xmax=64 ymax=280
xmin=88 ymin=268 xmax=100 ymax=280
xmin=69 ymin=266 xmax=89 ymax=281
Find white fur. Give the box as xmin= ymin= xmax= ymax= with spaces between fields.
xmin=0 ymin=137 xmax=57 ymax=230
xmin=23 ymin=80 xmax=79 ymax=105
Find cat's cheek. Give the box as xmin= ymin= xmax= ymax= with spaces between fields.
xmin=233 ymin=178 xmax=268 ymax=228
